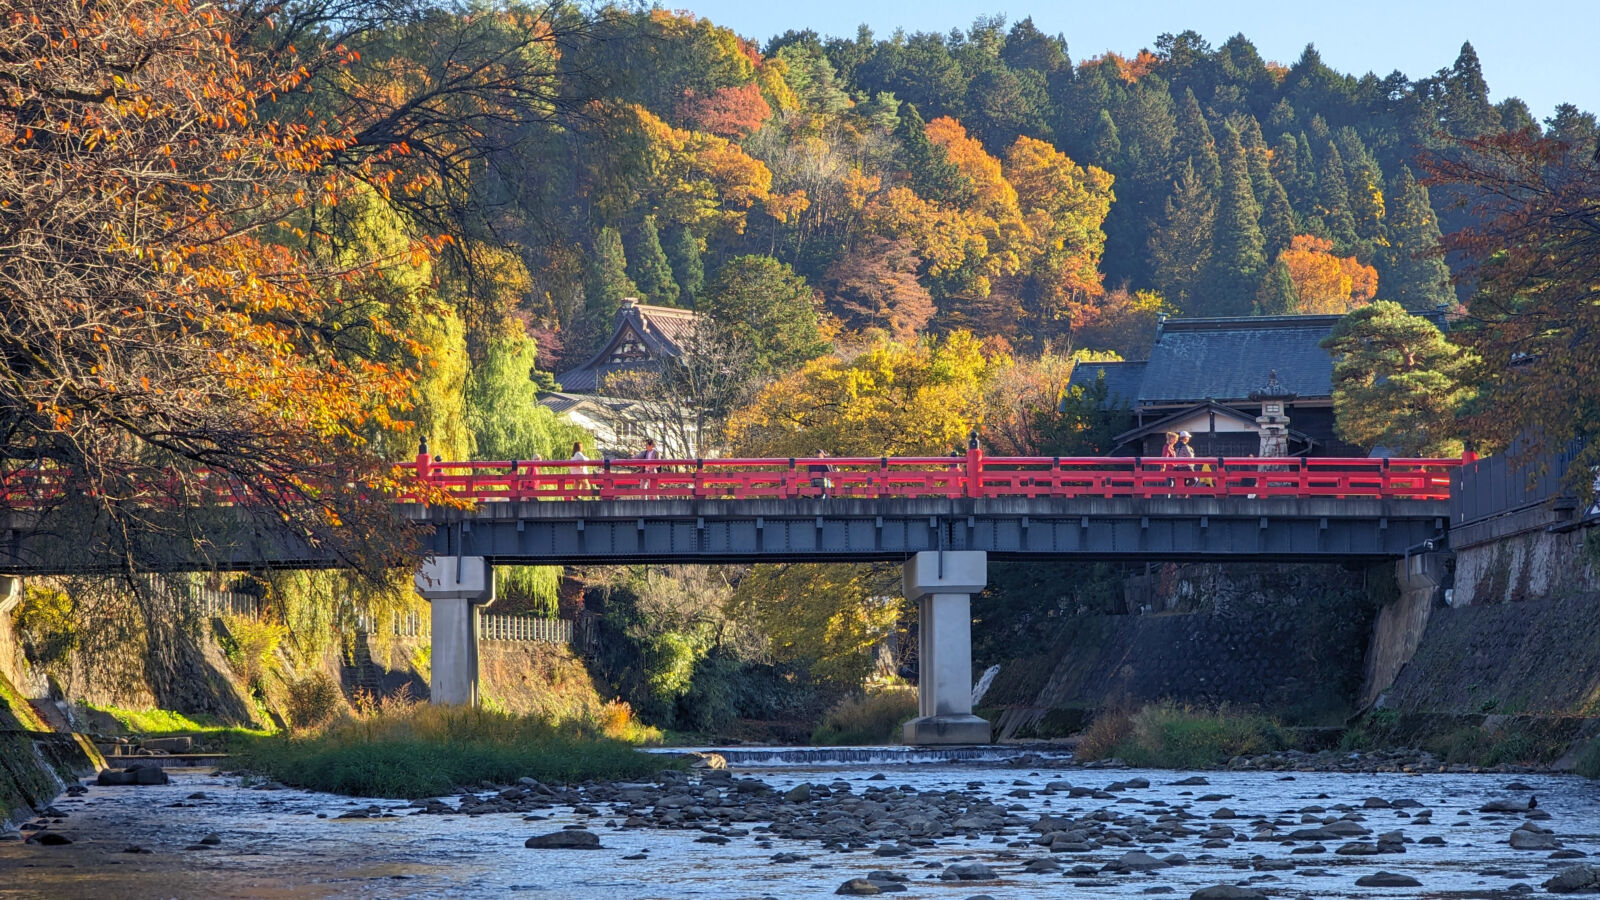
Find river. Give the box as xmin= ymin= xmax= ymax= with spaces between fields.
xmin=2 ymin=748 xmax=1597 ymax=899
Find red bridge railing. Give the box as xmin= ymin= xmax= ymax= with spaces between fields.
xmin=398 ymin=451 xmax=1459 ymax=504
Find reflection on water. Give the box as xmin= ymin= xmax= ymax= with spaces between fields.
xmin=1 ymin=761 xmax=1597 ymax=899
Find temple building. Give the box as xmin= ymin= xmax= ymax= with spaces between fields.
xmin=539 ymin=299 xmax=701 ymax=457
xmin=1065 ymin=314 xmax=1403 ymax=458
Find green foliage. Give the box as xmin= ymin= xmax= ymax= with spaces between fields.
xmin=1203 ymin=123 xmax=1266 ymax=316
xmin=701 ymin=256 xmax=826 ymax=377
xmin=82 ymin=703 xmax=271 ymax=740
xmin=219 ymin=616 xmax=286 ymax=696
xmin=234 ymin=704 xmax=671 ymax=798
xmin=11 ymin=585 xmax=77 ymax=669
xmin=495 ymin=565 xmax=562 ymax=617
xmin=666 ymin=226 xmax=705 ymax=303
xmin=1379 ymin=167 xmax=1454 ymax=311
xmin=464 ymin=330 xmax=588 ymax=461
xmin=811 ymin=684 xmax=918 ymax=745
xmin=585 ymin=226 xmax=638 ymax=334
xmin=1321 ymin=301 xmax=1473 ymax=455
xmin=1101 ymin=703 xmax=1289 ymax=768
xmin=628 ymin=216 xmax=679 ymax=306
xmin=733 ymin=564 xmax=904 ymax=689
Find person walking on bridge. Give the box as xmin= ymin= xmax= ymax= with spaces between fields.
xmin=1174 ymin=430 xmax=1196 ymax=491
xmin=568 ymin=441 xmax=590 ymax=494
xmin=637 ymin=438 xmax=660 ymax=498
xmin=808 ymin=450 xmax=834 ymax=499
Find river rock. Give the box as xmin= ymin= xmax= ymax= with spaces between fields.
xmin=940 ymin=862 xmax=997 ymax=881
xmin=835 ymin=879 xmax=880 ymax=895
xmin=524 ymin=830 xmax=602 ymax=849
xmin=1104 ymin=850 xmax=1167 ymax=872
xmin=1544 ymin=864 xmax=1600 ymax=893
xmin=1509 ymin=828 xmax=1561 ymax=850
xmin=1170 ymin=776 xmax=1210 ymax=786
xmin=784 ymin=784 xmax=812 ymax=803
xmin=1335 ymin=841 xmax=1381 ymax=855
xmin=1190 ymin=886 xmax=1267 ymax=900
xmin=1480 ymin=798 xmax=1534 ymax=813
xmin=1356 ymin=871 xmax=1422 ymax=887
xmin=31 ymin=832 xmax=71 ymax=845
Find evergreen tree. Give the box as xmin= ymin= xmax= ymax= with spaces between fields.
xmin=1172 ymin=87 xmax=1221 ymax=190
xmin=1254 ymin=259 xmax=1298 ymax=315
xmin=701 ymin=256 xmax=827 ymax=377
xmin=585 ymin=226 xmax=638 ymax=333
xmin=1334 ymin=128 xmax=1386 ymax=254
xmin=667 ymin=226 xmax=705 ymax=305
xmin=1147 ymin=160 xmax=1216 ymax=314
xmin=628 ymin=215 xmax=679 ymax=307
xmin=895 ymin=102 xmax=975 ymax=206
xmin=1545 ymin=103 xmax=1598 ymax=148
xmin=1437 ymin=42 xmax=1499 ymax=139
xmin=1091 ymin=109 xmax=1121 ymax=165
xmin=1378 ymin=166 xmax=1454 ymax=311
xmin=1258 ymin=175 xmax=1297 ymax=259
xmin=1202 ymin=123 xmax=1266 ymax=316
xmin=1315 ymin=142 xmax=1360 ymax=251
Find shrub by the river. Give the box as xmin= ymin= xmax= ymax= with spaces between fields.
xmin=235 ymin=701 xmax=671 ymax=797
xmin=811 ymin=684 xmax=918 ymax=745
xmin=1076 ymin=702 xmax=1287 ymax=768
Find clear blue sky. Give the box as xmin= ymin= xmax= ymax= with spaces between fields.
xmin=670 ymin=0 xmax=1596 ymax=122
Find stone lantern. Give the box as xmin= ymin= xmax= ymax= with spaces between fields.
xmin=1248 ymin=370 xmax=1297 ymax=458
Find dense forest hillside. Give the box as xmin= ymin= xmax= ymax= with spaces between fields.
xmin=481 ymin=12 xmax=1599 ymax=366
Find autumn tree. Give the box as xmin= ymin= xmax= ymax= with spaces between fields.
xmin=824 ymin=238 xmax=937 ymax=341
xmin=1429 ymin=131 xmax=1600 ymax=487
xmin=1320 ymin=302 xmax=1471 ymax=456
xmin=0 ymin=0 xmax=433 ymax=574
xmin=727 ymin=332 xmax=997 ymax=457
xmin=1275 ymin=235 xmax=1378 ymax=314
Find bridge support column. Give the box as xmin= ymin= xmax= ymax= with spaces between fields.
xmin=415 ymin=556 xmax=494 ymax=706
xmin=902 ymin=550 xmax=991 ymax=745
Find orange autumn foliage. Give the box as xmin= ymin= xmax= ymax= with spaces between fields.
xmin=1277 ymin=235 xmax=1378 ymax=314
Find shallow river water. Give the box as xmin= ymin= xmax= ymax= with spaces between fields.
xmin=2 ymin=749 xmax=1597 ymax=899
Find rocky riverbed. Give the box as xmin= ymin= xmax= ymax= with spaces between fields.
xmin=1 ymin=753 xmax=1598 ymax=898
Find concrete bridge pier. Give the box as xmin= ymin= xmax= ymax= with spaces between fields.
xmin=902 ymin=550 xmax=992 ymax=745
xmin=415 ymin=556 xmax=494 ymax=705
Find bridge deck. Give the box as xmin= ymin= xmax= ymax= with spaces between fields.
xmin=411 ymin=495 xmax=1451 ymax=565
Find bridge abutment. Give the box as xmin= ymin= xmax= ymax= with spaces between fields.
xmin=902 ymin=551 xmax=991 ymax=745
xmin=415 ymin=556 xmax=494 ymax=706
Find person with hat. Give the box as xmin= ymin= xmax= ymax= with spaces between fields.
xmin=1174 ymin=430 xmax=1196 ymax=491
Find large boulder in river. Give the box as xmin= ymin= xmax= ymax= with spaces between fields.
xmin=524 ymin=830 xmax=602 ymax=849
xmin=940 ymin=862 xmax=997 ymax=881
xmin=1509 ymin=827 xmax=1562 ymax=850
xmin=97 ymin=765 xmax=169 ymax=786
xmin=1544 ymin=864 xmax=1600 ymax=893
xmin=1190 ymin=887 xmax=1267 ymax=900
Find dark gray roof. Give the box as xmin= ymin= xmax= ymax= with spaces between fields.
xmin=1138 ymin=315 xmax=1341 ymax=404
xmin=557 ymin=300 xmax=700 ymax=393
xmin=1065 ymin=361 xmax=1146 ymax=406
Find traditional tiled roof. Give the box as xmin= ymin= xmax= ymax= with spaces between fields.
xmin=557 ymin=300 xmax=700 ymax=393
xmin=1066 ymin=315 xmax=1347 ymax=408
xmin=1065 ymin=361 xmax=1146 ymax=406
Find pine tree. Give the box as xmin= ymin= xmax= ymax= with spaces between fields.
xmin=1315 ymin=142 xmax=1360 ymax=251
xmin=896 ymin=102 xmax=975 ymax=207
xmin=585 ymin=226 xmax=638 ymax=331
xmin=628 ymin=215 xmax=679 ymax=307
xmin=1258 ymin=176 xmax=1297 ymax=260
xmin=1334 ymin=128 xmax=1386 ymax=254
xmin=667 ymin=226 xmax=705 ymax=306
xmin=1254 ymin=259 xmax=1298 ymax=315
xmin=1091 ymin=109 xmax=1121 ymax=165
xmin=1173 ymin=87 xmax=1221 ymax=190
xmin=1202 ymin=123 xmax=1266 ymax=316
xmin=1438 ymin=41 xmax=1499 ymax=139
xmin=1147 ymin=160 xmax=1216 ymax=315
xmin=1378 ymin=166 xmax=1455 ymax=311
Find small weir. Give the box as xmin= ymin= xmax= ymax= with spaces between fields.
xmin=672 ymin=744 xmax=1073 ymax=766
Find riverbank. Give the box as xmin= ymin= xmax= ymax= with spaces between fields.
xmin=4 ymin=756 xmax=1599 ymax=899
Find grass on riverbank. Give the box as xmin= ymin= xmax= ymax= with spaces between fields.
xmin=1075 ymin=703 xmax=1288 ymax=768
xmin=234 ymin=702 xmax=675 ymax=798
xmin=810 ymin=684 xmax=918 ymax=745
